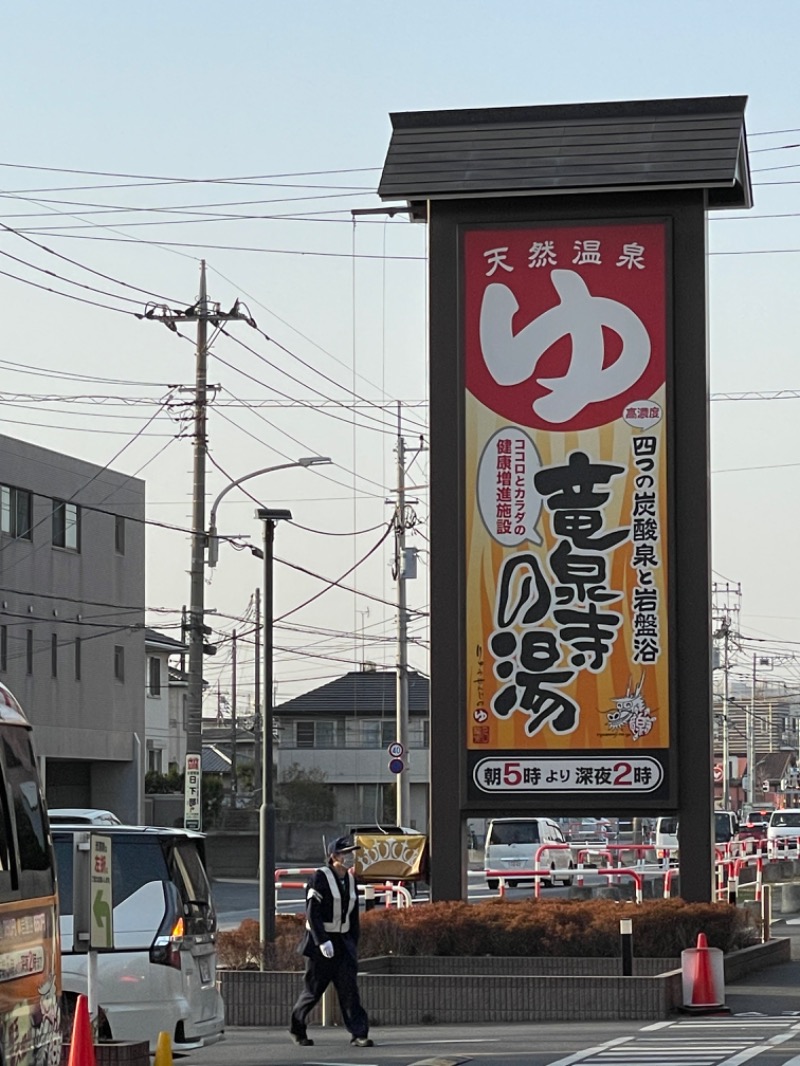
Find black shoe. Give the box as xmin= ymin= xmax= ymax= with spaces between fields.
xmin=290 ymin=1034 xmax=314 ymax=1046
xmin=350 ymin=1037 xmax=373 ymax=1047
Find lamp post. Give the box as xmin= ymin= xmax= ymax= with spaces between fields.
xmin=207 ymin=457 xmax=331 ymax=568
xmin=257 ymin=507 xmax=292 ymax=949
xmin=204 ymin=456 xmax=331 ymax=952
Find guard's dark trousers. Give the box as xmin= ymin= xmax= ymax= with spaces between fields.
xmin=290 ymin=953 xmax=369 ymax=1039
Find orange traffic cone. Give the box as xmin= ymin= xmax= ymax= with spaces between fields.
xmin=66 ymin=994 xmax=97 ymax=1066
xmin=691 ymin=933 xmax=721 ymax=1007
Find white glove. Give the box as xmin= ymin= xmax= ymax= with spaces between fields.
xmin=320 ymin=940 xmax=334 ymax=958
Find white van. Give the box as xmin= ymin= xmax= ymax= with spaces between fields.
xmin=655 ymin=811 xmax=738 ymax=857
xmin=654 ymin=816 xmax=678 ymax=857
xmin=483 ymin=817 xmax=571 ymax=889
xmin=53 ymin=824 xmax=225 ymax=1050
xmin=767 ymin=809 xmax=800 ymax=843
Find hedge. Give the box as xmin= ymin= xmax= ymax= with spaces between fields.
xmin=216 ymin=898 xmax=758 ymax=971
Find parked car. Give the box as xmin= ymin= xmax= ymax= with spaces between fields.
xmin=48 ymin=807 xmax=122 ymax=825
xmin=53 ymin=823 xmax=225 ymax=1050
xmin=570 ymin=818 xmax=614 ymax=844
xmin=736 ymin=821 xmax=767 ymax=844
xmin=483 ymin=817 xmax=571 ymax=889
xmin=767 ymin=809 xmax=800 ymax=843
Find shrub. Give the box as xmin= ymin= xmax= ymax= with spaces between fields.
xmin=217 ymin=916 xmax=305 ymax=970
xmin=356 ymin=899 xmax=757 ymax=959
xmin=216 ymin=898 xmax=758 ymax=970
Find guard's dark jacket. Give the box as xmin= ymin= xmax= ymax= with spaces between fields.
xmin=300 ymin=864 xmax=360 ymax=958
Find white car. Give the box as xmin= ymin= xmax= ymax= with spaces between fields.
xmin=53 ymin=824 xmax=224 ymax=1050
xmin=767 ymin=809 xmax=800 ymax=842
xmin=483 ymin=817 xmax=572 ymax=889
xmin=48 ymin=807 xmax=122 ymax=825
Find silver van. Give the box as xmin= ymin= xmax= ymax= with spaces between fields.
xmin=483 ymin=817 xmax=571 ymax=889
xmin=53 ymin=824 xmax=225 ymax=1050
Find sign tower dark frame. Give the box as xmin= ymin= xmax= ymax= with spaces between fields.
xmin=379 ymin=96 xmax=752 ymax=903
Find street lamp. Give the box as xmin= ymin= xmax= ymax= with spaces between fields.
xmin=257 ymin=507 xmax=292 ymax=949
xmin=207 ymin=457 xmax=331 ymax=568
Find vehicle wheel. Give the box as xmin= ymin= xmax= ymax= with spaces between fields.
xmin=559 ymin=861 xmax=574 ymax=886
xmin=487 ymin=878 xmax=498 ymax=890
xmin=507 ymin=879 xmax=518 ymax=888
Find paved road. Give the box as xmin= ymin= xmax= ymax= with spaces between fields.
xmin=203 ymin=883 xmax=800 ymax=1065
xmin=212 ymin=869 xmax=601 ymax=929
xmin=188 ymin=1014 xmax=800 ymax=1066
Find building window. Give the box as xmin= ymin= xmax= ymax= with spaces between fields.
xmin=26 ymin=630 xmax=33 ymax=675
xmin=115 ymin=514 xmax=125 ymax=555
xmin=296 ymin=721 xmax=315 ymax=748
xmin=0 ymin=625 xmax=6 ymax=672
xmin=294 ymin=720 xmax=343 ymax=748
xmin=74 ymin=637 xmax=81 ymax=681
xmin=53 ymin=501 xmax=80 ymax=551
xmin=148 ymin=656 xmax=161 ymax=697
xmin=359 ymin=720 xmax=395 ymax=748
xmin=147 ymin=748 xmax=163 ymax=773
xmin=114 ymin=645 xmax=124 ymax=682
xmin=51 ymin=634 xmax=58 ymax=678
xmin=0 ymin=484 xmax=32 ymax=540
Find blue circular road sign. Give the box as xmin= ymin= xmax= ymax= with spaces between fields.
xmin=388 ymin=757 xmax=404 ymax=774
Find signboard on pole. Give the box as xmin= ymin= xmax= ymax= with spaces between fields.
xmin=184 ymin=753 xmax=201 ymax=831
xmin=89 ymin=833 xmax=113 ymax=950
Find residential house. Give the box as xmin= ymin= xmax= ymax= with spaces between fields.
xmin=145 ymin=628 xmax=189 ymax=773
xmin=272 ymin=666 xmax=430 ymax=831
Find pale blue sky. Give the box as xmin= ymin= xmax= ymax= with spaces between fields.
xmin=0 ymin=2 xmax=798 ymax=704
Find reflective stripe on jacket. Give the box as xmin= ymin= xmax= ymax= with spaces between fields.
xmin=305 ymin=865 xmax=356 ymax=935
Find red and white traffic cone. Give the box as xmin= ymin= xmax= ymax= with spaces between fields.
xmin=681 ymin=932 xmax=729 ymax=1013
xmin=66 ymin=994 xmax=97 ymax=1066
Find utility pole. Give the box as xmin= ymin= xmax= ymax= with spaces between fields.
xmin=254 ymin=588 xmax=261 ymax=796
xmin=144 ymin=261 xmax=252 ymax=829
xmin=748 ymin=653 xmax=758 ymax=807
xmin=722 ymin=621 xmax=730 ymax=809
xmin=391 ymin=403 xmax=423 ymax=827
xmin=395 ymin=421 xmax=410 ymax=826
xmin=231 ymin=630 xmax=238 ymax=796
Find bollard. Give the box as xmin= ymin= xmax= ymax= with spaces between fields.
xmin=727 ymin=871 xmax=738 ymax=906
xmin=154 ymin=1032 xmax=173 ymax=1066
xmin=762 ymin=883 xmax=772 ymax=942
xmin=619 ymin=917 xmax=633 ymax=977
xmin=363 ymin=884 xmax=376 ymax=911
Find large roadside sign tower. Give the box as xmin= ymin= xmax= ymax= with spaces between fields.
xmin=379 ymin=96 xmax=752 ymax=902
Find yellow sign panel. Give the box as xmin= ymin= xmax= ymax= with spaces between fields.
xmin=464 ymin=222 xmax=670 ymax=800
xmin=354 ymin=834 xmax=428 ymax=882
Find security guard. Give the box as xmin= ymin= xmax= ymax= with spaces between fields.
xmin=289 ymin=835 xmax=372 ymax=1047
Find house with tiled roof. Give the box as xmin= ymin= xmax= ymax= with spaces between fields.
xmin=145 ymin=628 xmax=188 ymax=773
xmin=273 ymin=666 xmax=430 ymax=831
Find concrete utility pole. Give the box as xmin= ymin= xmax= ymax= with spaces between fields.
xmin=748 ymin=653 xmax=759 ymax=807
xmin=253 ymin=588 xmax=261 ymax=796
xmin=144 ymin=262 xmax=252 ymax=826
xmin=392 ymin=404 xmax=424 ymax=828
xmin=717 ymin=616 xmax=731 ymax=808
xmin=231 ymin=629 xmax=238 ymax=796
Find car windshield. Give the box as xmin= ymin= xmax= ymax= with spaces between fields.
xmin=489 ymin=822 xmax=540 ymax=845
xmin=771 ymin=812 xmax=800 ymax=827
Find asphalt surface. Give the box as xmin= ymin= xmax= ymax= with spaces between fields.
xmin=197 ymin=884 xmax=800 ymax=1065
